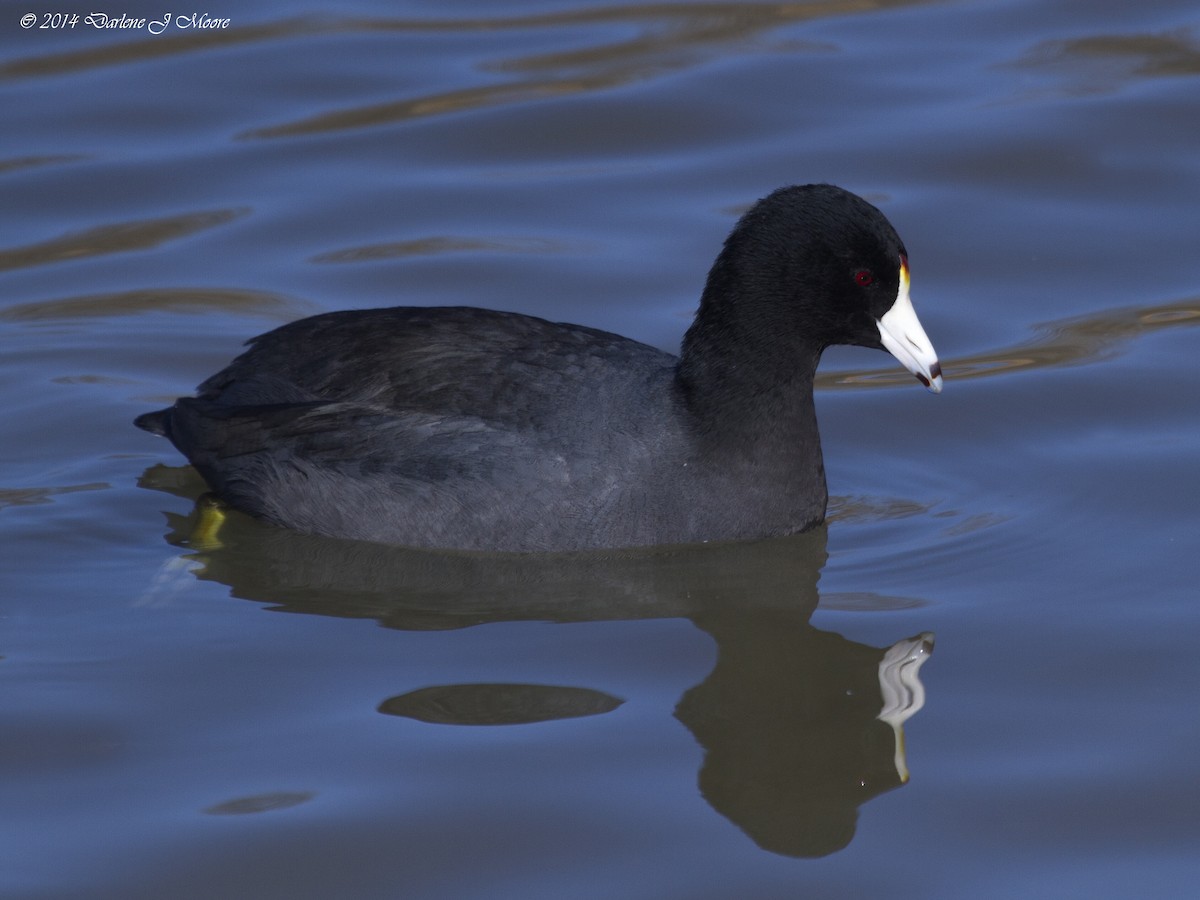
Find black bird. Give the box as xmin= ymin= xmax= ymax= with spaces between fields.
xmin=136 ymin=184 xmax=942 ymax=552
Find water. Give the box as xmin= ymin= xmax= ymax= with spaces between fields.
xmin=2 ymin=1 xmax=1199 ymax=897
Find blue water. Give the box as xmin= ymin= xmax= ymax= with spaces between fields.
xmin=2 ymin=2 xmax=1199 ymax=897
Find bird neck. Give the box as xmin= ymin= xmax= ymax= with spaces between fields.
xmin=675 ymin=315 xmax=824 ymax=451
xmin=673 ymin=331 xmax=829 ymax=532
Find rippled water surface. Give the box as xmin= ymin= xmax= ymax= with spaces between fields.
xmin=3 ymin=2 xmax=1199 ymax=897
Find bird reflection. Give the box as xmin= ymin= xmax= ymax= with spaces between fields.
xmin=678 ymin=610 xmax=932 ymax=857
xmin=138 ymin=464 xmax=935 ymax=858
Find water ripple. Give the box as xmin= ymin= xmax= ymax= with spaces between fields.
xmin=820 ymin=295 xmax=1200 ymax=390
xmin=311 ymin=235 xmax=581 ymax=264
xmin=0 ymin=17 xmax=331 ymax=80
xmin=237 ymin=1 xmax=935 ymax=138
xmin=0 ymin=287 xmax=310 ymax=322
xmin=0 ymin=209 xmax=249 ymax=273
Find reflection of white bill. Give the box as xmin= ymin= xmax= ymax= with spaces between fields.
xmin=876 ymin=632 xmax=935 ymax=783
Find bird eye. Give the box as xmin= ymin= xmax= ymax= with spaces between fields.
xmin=854 ymin=269 xmax=874 ymax=287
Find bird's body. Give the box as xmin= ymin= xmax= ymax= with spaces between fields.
xmin=137 ymin=184 xmax=942 ymax=552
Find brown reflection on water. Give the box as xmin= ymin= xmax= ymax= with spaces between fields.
xmin=0 ymin=2 xmax=936 ymax=89
xmin=1013 ymin=27 xmax=1200 ymax=91
xmin=380 ymin=683 xmax=624 ymax=725
xmin=0 ymin=154 xmax=87 ymax=174
xmin=0 ymin=17 xmax=332 ymax=80
xmin=0 ymin=209 xmax=248 ymax=273
xmin=238 ymin=1 xmax=936 ymax=138
xmin=0 ymin=482 xmax=108 ymax=509
xmin=204 ymin=791 xmax=315 ymax=815
xmin=822 ymin=295 xmax=1200 ymax=390
xmin=311 ymin=235 xmax=580 ymax=264
xmin=828 ymin=495 xmax=933 ymax=523
xmin=0 ymin=287 xmax=313 ymax=323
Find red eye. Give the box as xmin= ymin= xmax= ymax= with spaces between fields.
xmin=854 ymin=269 xmax=874 ymax=287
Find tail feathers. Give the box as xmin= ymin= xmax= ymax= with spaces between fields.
xmin=134 ymin=408 xmax=172 ymax=436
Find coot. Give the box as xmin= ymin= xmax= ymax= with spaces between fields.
xmin=136 ymin=184 xmax=942 ymax=552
